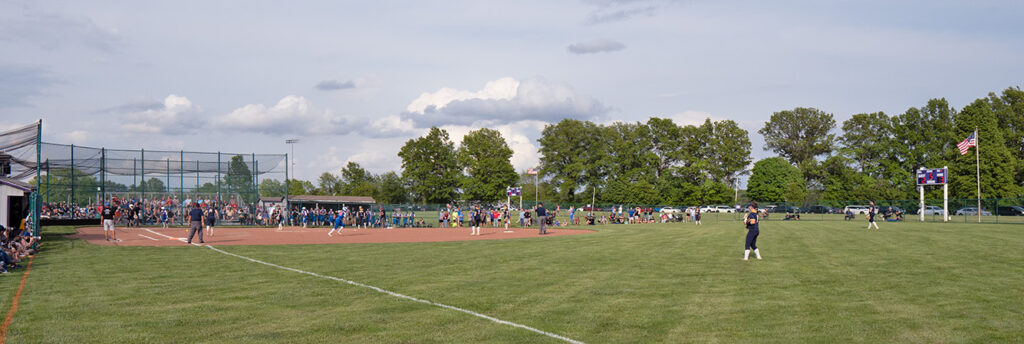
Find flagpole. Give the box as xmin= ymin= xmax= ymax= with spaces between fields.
xmin=975 ymin=128 xmax=981 ymax=223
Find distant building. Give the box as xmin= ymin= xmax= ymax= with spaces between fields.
xmin=0 ymin=177 xmax=35 ymax=229
xmin=288 ymin=195 xmax=376 ymax=211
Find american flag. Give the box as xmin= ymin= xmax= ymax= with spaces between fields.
xmin=957 ymin=131 xmax=977 ymax=155
xmin=526 ymin=168 xmax=538 ymax=175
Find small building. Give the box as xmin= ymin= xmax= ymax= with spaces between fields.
xmin=289 ymin=195 xmax=376 ymax=211
xmin=258 ymin=196 xmax=284 ymax=212
xmin=0 ymin=177 xmax=35 ymax=230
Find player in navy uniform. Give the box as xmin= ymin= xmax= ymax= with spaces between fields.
xmin=867 ymin=200 xmax=879 ymax=230
xmin=470 ymin=206 xmax=481 ymax=236
xmin=205 ymin=206 xmax=218 ymax=237
xmin=743 ymin=202 xmax=762 ymax=261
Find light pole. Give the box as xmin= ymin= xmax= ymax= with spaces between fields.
xmin=285 ymin=138 xmax=299 ymax=178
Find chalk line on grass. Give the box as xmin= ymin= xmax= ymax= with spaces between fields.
xmin=141 ymin=228 xmax=187 ymax=242
xmin=204 ymin=245 xmax=584 ymax=344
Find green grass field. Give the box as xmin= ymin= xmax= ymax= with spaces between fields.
xmin=2 ymin=220 xmax=1023 ymax=343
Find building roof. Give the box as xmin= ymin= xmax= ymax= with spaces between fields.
xmin=0 ymin=177 xmax=35 ymax=192
xmin=290 ymin=195 xmax=376 ymax=204
xmin=259 ymin=196 xmax=283 ymax=202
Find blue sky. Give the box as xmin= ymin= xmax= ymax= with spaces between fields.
xmin=2 ymin=0 xmax=1022 ymax=184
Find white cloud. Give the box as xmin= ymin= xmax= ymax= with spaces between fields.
xmin=403 ymin=77 xmax=609 ymax=127
xmin=119 ymin=94 xmax=200 ymax=134
xmin=213 ymin=95 xmax=362 ymax=136
xmin=667 ymin=110 xmax=717 ymax=127
xmin=406 ymin=77 xmax=519 ymax=114
xmin=59 ymin=130 xmax=89 ymax=144
xmin=567 ymin=39 xmax=626 ymax=54
xmin=368 ymin=115 xmax=418 ymax=138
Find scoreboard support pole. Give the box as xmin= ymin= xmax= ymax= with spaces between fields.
xmin=943 ymin=166 xmax=949 ymax=222
xmin=920 ymin=185 xmax=925 ymax=222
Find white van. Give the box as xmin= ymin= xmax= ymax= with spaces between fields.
xmin=843 ymin=205 xmax=870 ymax=215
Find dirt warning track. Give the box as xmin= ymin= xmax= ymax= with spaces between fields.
xmin=69 ymin=226 xmax=594 ymax=246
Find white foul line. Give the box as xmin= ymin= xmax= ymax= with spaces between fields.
xmin=203 ymin=245 xmax=584 ymax=344
xmin=136 ymin=234 xmax=159 ymax=241
xmin=141 ymin=228 xmax=188 ymax=242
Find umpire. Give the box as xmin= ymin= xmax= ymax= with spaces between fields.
xmin=187 ymin=203 xmax=205 ymax=244
xmin=535 ymin=202 xmax=547 ymax=235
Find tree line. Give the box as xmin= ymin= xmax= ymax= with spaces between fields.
xmin=272 ymin=85 xmax=1023 ymax=205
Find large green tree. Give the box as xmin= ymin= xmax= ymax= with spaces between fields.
xmin=338 ymin=162 xmax=378 ymax=197
xmin=988 ymin=86 xmax=1024 ymax=193
xmin=891 ymin=99 xmax=957 ymax=198
xmin=458 ymin=128 xmax=518 ymax=202
xmin=537 ymin=119 xmax=605 ymax=202
xmin=224 ymin=155 xmax=256 ymax=203
xmin=398 ymin=127 xmax=460 ymax=204
xmin=950 ymin=98 xmax=1020 ymax=199
xmin=758 ymin=107 xmax=836 ymax=180
xmin=316 ymin=172 xmax=342 ymax=195
xmin=703 ymin=119 xmax=752 ymax=187
xmin=376 ymin=171 xmax=409 ymax=204
xmin=746 ymin=157 xmax=804 ymax=203
xmin=258 ymin=179 xmax=284 ymax=197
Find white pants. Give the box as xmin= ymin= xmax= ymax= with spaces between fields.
xmin=103 ymin=219 xmax=115 ymax=231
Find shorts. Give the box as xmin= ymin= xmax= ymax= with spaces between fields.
xmin=103 ymin=219 xmax=115 ymax=231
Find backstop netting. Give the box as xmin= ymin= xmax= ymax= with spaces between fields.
xmin=1 ymin=120 xmax=291 ymax=227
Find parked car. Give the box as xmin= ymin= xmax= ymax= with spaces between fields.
xmin=996 ymin=206 xmax=1024 ymax=216
xmin=800 ymin=205 xmax=832 ymax=214
xmin=698 ymin=205 xmax=716 ymax=213
xmin=714 ymin=205 xmax=735 ymax=213
xmin=659 ymin=207 xmax=680 ymax=214
xmin=768 ymin=205 xmax=799 ymax=213
xmin=917 ymin=205 xmax=945 ymax=215
xmin=843 ymin=205 xmax=871 ymax=215
xmin=955 ymin=207 xmax=992 ymax=216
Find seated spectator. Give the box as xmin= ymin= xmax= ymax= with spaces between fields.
xmin=844 ymin=210 xmax=855 ymax=221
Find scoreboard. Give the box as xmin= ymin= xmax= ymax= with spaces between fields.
xmin=916 ymin=168 xmax=947 ymax=185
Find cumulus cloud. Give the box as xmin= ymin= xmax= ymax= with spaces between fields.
xmin=314 ymin=79 xmax=356 ymax=91
xmin=368 ymin=115 xmax=418 ymax=138
xmin=117 ymin=94 xmax=201 ymax=134
xmin=213 ymin=95 xmax=363 ymax=136
xmin=567 ymin=39 xmax=626 ymax=54
xmin=403 ymin=77 xmax=609 ymax=127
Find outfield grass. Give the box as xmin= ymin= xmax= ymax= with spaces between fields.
xmin=3 ymin=220 xmax=1023 ymax=343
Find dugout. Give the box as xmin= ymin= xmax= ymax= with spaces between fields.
xmin=289 ymin=195 xmax=376 ymax=211
xmin=0 ymin=177 xmax=35 ymax=230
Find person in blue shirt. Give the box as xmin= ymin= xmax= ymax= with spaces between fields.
xmin=743 ymin=202 xmax=762 ymax=261
xmin=328 ymin=209 xmax=345 ymax=237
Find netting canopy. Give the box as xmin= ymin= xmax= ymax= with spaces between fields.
xmin=1 ymin=120 xmax=289 ymax=206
